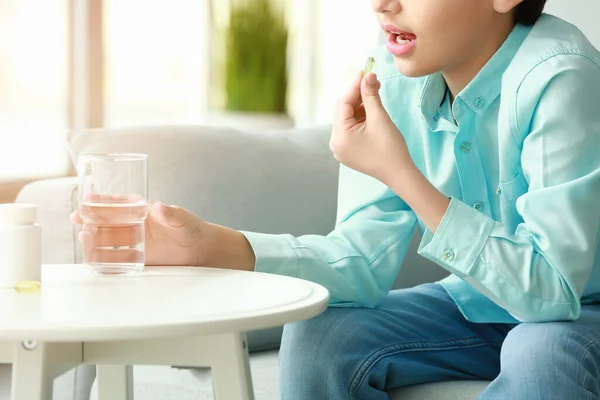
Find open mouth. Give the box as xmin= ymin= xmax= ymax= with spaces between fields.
xmin=381 ymin=24 xmax=417 ymax=41
xmin=391 ymin=32 xmax=417 ymax=45
xmin=381 ymin=24 xmax=417 ymax=56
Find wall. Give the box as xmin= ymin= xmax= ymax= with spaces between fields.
xmin=545 ymin=0 xmax=600 ymax=48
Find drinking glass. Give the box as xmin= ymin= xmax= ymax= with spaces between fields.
xmin=77 ymin=153 xmax=148 ymax=275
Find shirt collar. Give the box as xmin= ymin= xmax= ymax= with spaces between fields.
xmin=420 ymin=23 xmax=532 ymax=129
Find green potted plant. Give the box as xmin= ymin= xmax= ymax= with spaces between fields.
xmin=211 ymin=0 xmax=292 ymax=129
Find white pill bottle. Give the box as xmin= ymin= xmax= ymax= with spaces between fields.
xmin=0 ymin=203 xmax=42 ymax=288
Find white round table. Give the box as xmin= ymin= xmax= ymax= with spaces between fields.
xmin=0 ymin=264 xmax=329 ymax=400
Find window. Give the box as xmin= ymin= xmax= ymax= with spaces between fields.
xmin=0 ymin=0 xmax=69 ymax=181
xmin=313 ymin=1 xmax=381 ymax=125
xmin=0 ymin=0 xmax=212 ymax=184
xmin=103 ymin=0 xmax=210 ymax=127
xmin=0 ymin=0 xmax=381 ymax=185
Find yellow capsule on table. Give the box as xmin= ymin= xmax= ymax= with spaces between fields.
xmin=364 ymin=57 xmax=376 ymax=75
xmin=14 ymin=281 xmax=41 ymax=294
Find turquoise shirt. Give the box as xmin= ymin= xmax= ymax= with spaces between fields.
xmin=242 ymin=14 xmax=600 ymax=323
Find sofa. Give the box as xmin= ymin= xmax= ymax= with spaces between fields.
xmin=2 ymin=124 xmax=491 ymax=399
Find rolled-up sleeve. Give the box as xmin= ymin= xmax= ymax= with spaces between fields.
xmin=419 ymin=56 xmax=600 ymax=322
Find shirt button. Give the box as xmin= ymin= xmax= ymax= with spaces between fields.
xmin=474 ymin=96 xmax=485 ymax=108
xmin=473 ymin=201 xmax=484 ymax=211
xmin=443 ymin=249 xmax=455 ymax=261
xmin=459 ymin=142 xmax=471 ymax=153
xmin=496 ymin=187 xmax=502 ymax=195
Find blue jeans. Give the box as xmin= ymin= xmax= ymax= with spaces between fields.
xmin=279 ymin=283 xmax=600 ymax=399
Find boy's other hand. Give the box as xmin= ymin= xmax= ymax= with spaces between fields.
xmin=71 ymin=202 xmax=210 ymax=267
xmin=330 ymin=71 xmax=414 ymax=185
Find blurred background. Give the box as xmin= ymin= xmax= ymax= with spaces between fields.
xmin=0 ymin=0 xmax=597 ymax=202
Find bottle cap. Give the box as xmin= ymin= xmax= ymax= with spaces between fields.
xmin=0 ymin=203 xmax=37 ymax=225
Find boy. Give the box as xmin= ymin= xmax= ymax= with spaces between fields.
xmin=73 ymin=0 xmax=600 ymax=398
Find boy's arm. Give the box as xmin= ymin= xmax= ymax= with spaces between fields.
xmin=416 ymin=56 xmax=600 ymax=322
xmin=242 ymin=164 xmax=418 ymax=308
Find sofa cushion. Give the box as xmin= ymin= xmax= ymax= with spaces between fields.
xmin=66 ymin=125 xmax=339 ymax=236
xmin=390 ymin=381 xmax=490 ymax=400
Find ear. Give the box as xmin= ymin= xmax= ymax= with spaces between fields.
xmin=493 ymin=0 xmax=524 ymax=14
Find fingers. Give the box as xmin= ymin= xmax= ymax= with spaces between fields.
xmin=70 ymin=211 xmax=83 ymax=225
xmin=80 ymin=226 xmax=144 ymax=264
xmin=79 ymin=225 xmax=143 ymax=247
xmin=75 ymin=200 xmax=149 ymax=266
xmin=78 ymin=203 xmax=149 ymax=224
xmin=354 ymin=105 xmax=366 ymax=124
xmin=333 ymin=71 xmax=362 ymax=126
xmin=151 ymin=202 xmax=192 ymax=228
xmin=72 ymin=199 xmax=149 ymax=226
xmin=83 ymin=193 xmax=145 ymax=203
xmin=84 ymin=248 xmax=144 ymax=264
xmin=360 ymin=73 xmax=386 ymax=118
xmin=342 ymin=70 xmax=364 ymax=108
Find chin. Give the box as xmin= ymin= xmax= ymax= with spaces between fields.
xmin=393 ymin=58 xmax=440 ymax=78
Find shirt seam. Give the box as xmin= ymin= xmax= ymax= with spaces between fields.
xmin=431 ymin=199 xmax=458 ymax=249
xmin=293 ymin=220 xmax=417 ymax=266
xmin=282 ymin=234 xmax=301 ymax=277
xmin=478 ymin=258 xmax=572 ymax=305
xmin=463 ymin=217 xmax=495 ymax=276
xmin=365 ymin=219 xmax=417 ymax=267
xmin=379 ymin=72 xmax=402 ymax=83
xmin=513 ymin=51 xmax=600 ymax=143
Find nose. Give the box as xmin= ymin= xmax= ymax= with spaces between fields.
xmin=371 ymin=0 xmax=401 ymax=13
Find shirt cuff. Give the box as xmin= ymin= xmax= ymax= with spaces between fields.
xmin=239 ymin=231 xmax=299 ymax=278
xmin=417 ymin=197 xmax=495 ymax=277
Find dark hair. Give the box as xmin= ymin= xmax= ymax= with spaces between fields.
xmin=515 ymin=0 xmax=547 ymax=26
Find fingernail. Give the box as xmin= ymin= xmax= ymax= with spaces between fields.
xmin=153 ymin=202 xmax=165 ymax=214
xmin=366 ymin=73 xmax=378 ymax=86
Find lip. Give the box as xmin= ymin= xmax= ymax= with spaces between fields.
xmin=386 ymin=37 xmax=416 ymax=56
xmin=385 ymin=35 xmax=416 ymax=58
xmin=380 ymin=23 xmax=417 ymax=56
xmin=380 ymin=23 xmax=415 ymax=37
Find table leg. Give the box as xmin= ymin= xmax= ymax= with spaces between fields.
xmin=11 ymin=341 xmax=82 ymax=400
xmin=97 ymin=365 xmax=133 ymax=400
xmin=210 ymin=332 xmax=254 ymax=400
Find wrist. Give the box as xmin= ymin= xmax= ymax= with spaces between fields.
xmin=386 ymin=163 xmax=450 ymax=232
xmin=202 ymin=223 xmax=256 ymax=271
xmin=382 ymin=159 xmax=419 ymax=194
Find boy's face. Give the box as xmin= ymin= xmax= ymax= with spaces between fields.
xmin=373 ymin=0 xmax=517 ymax=78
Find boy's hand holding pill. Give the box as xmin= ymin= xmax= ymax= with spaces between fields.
xmin=330 ymin=58 xmax=414 ymax=187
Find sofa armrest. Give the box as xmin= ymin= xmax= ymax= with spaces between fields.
xmin=16 ymin=177 xmax=80 ymax=265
